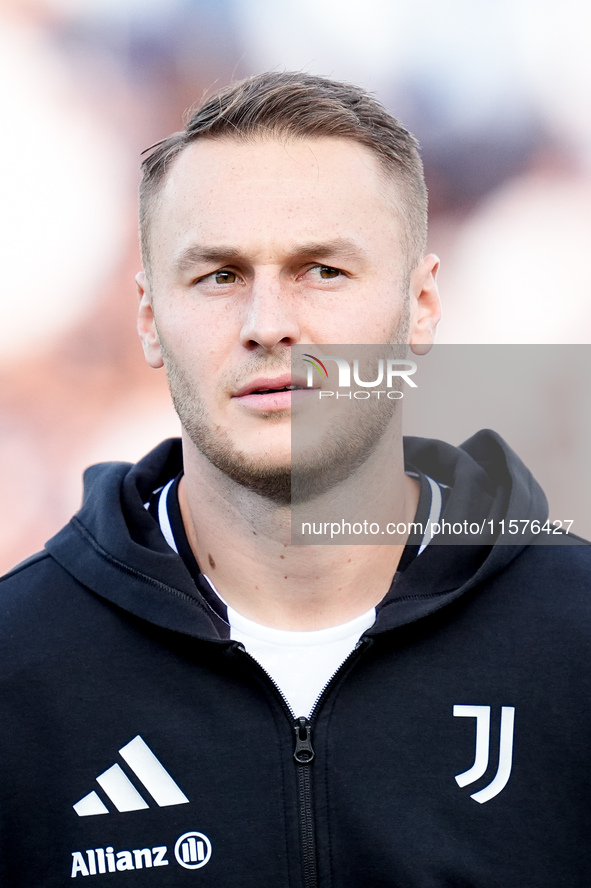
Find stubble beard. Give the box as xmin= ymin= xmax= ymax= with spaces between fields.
xmin=161 ymin=342 xmax=293 ymax=505
xmin=160 ymin=297 xmax=410 ymax=507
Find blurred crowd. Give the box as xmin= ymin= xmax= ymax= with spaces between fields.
xmin=1 ymin=0 xmax=590 ymax=571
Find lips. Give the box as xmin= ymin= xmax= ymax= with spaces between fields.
xmin=233 ymin=374 xmax=311 ymax=398
xmin=232 ymin=373 xmax=317 ymax=412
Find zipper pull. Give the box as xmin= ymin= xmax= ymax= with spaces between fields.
xmin=293 ymin=717 xmax=315 ymax=763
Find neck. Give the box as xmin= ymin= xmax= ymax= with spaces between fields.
xmin=178 ymin=428 xmax=419 ymax=630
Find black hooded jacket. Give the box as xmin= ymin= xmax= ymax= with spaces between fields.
xmin=1 ymin=431 xmax=590 ymax=887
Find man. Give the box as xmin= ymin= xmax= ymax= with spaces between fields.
xmin=1 ymin=72 xmax=589 ymax=887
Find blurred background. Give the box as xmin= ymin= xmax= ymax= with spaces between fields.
xmin=1 ymin=0 xmax=590 ymax=570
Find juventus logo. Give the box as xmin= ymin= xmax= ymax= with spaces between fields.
xmin=453 ymin=705 xmax=515 ymax=804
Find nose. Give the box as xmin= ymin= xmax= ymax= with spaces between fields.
xmin=239 ymin=275 xmax=301 ymax=351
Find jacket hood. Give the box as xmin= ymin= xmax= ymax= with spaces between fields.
xmin=45 ymin=431 xmax=550 ymax=640
xmin=376 ymin=430 xmax=549 ymax=631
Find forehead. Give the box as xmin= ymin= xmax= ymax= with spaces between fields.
xmin=148 ymin=136 xmax=404 ymax=265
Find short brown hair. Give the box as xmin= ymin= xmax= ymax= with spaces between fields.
xmin=139 ymin=71 xmax=427 ymax=273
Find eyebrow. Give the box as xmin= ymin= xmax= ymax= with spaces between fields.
xmin=173 ymin=238 xmax=367 ymax=272
xmin=174 ymin=246 xmax=243 ymax=272
xmin=289 ymin=239 xmax=367 ymax=263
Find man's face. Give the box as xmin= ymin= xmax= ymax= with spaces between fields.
xmin=137 ymin=136 xmax=439 ymax=500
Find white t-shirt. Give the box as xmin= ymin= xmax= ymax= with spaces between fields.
xmin=152 ymin=473 xmax=443 ymax=717
xmin=226 ymin=597 xmax=375 ymax=718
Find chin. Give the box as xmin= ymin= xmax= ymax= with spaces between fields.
xmin=211 ymin=456 xmax=293 ymax=506
xmin=186 ymin=429 xmax=292 ymax=505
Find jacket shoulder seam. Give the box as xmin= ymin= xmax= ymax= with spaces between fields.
xmin=69 ymin=517 xmax=214 ymax=617
xmin=0 ymin=550 xmax=50 ymax=582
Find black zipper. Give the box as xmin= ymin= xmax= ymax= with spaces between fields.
xmin=236 ymin=637 xmax=372 ymax=888
xmin=293 ymin=717 xmax=316 ymax=888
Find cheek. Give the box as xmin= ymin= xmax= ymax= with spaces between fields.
xmin=317 ymin=296 xmax=401 ymax=344
xmin=172 ymin=321 xmax=238 ymax=392
xmin=159 ymin=299 xmax=228 ymax=356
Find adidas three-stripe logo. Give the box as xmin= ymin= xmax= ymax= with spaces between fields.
xmin=73 ymin=736 xmax=189 ymax=817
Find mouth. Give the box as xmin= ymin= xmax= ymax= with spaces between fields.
xmin=233 ymin=375 xmax=317 ymax=411
xmin=248 ymin=384 xmax=307 ymax=395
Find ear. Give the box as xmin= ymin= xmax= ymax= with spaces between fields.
xmin=408 ymin=254 xmax=441 ymax=356
xmin=136 ymin=271 xmax=164 ymax=369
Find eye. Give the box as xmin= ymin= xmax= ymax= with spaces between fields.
xmin=310 ymin=265 xmax=342 ymax=279
xmin=194 ymin=268 xmax=239 ymax=287
xmin=213 ymin=269 xmax=237 ymax=284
